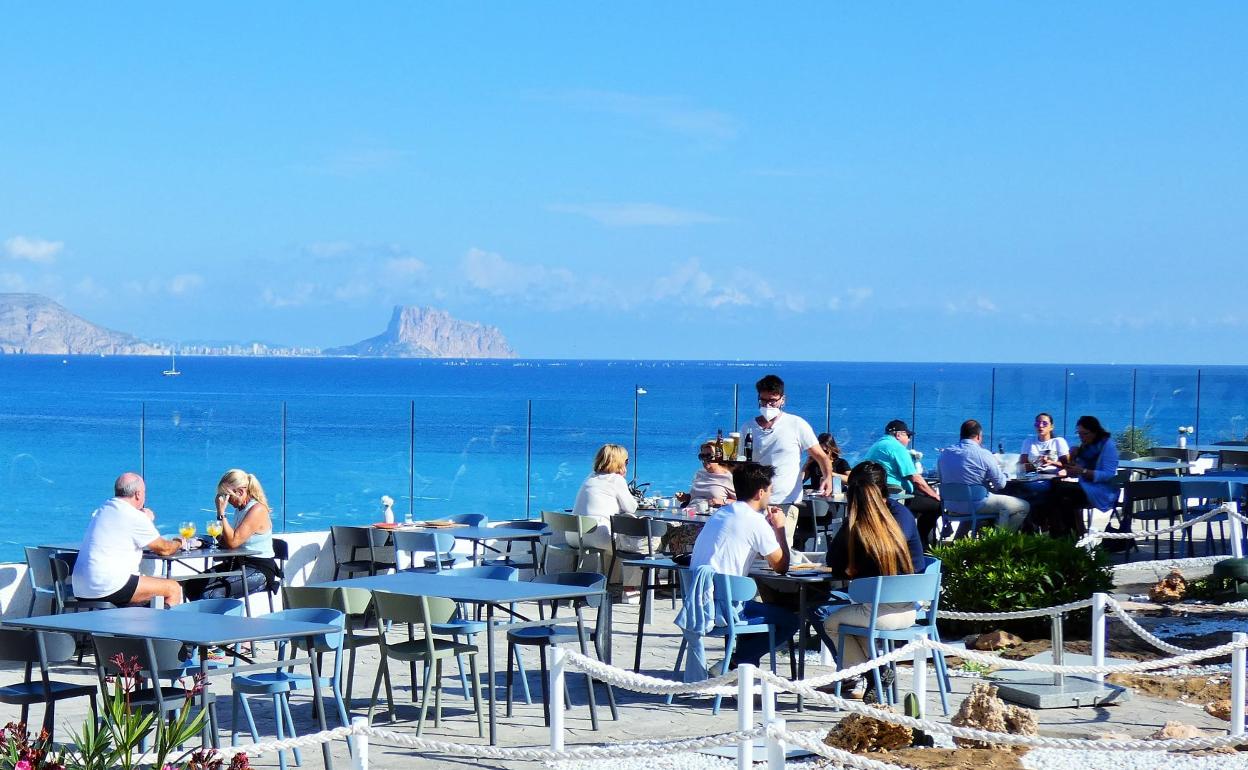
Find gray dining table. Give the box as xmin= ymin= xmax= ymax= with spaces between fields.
xmin=2 ymin=606 xmax=340 ymax=768
xmin=315 ymin=570 xmax=608 ymax=745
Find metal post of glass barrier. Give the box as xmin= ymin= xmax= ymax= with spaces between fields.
xmin=1063 ymin=368 xmax=1071 ymax=438
xmin=408 ymin=400 xmax=415 ymax=521
xmin=139 ymin=402 xmax=146 ymax=478
xmin=825 ymin=382 xmax=831 ymax=435
xmin=1130 ymin=369 xmax=1137 ymax=452
xmin=1195 ymin=369 xmax=1202 ymax=444
xmin=989 ymin=367 xmax=996 ymax=449
xmin=910 ymin=382 xmax=916 ymax=440
xmin=281 ymin=401 xmax=287 ymax=532
xmin=732 ymin=383 xmax=739 ymax=429
xmin=526 ymin=399 xmax=533 ymax=520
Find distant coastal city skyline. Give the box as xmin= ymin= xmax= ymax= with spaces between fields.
xmin=2 ymin=4 xmax=1246 ymax=364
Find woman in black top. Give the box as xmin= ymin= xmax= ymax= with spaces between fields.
xmin=804 ymin=433 xmax=851 ymax=490
xmin=821 ymin=461 xmax=924 ymax=700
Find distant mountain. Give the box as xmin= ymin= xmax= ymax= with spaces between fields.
xmin=326 ymin=306 xmax=516 ymax=358
xmin=0 ymin=293 xmax=164 ymax=355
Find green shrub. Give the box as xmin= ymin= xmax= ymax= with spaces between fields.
xmin=1116 ymin=424 xmax=1157 ymax=457
xmin=931 ymin=528 xmax=1114 ymax=639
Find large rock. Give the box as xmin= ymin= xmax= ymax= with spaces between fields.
xmin=1149 ymin=721 xmax=1206 ymax=740
xmin=973 ymin=630 xmax=1024 ymax=650
xmin=950 ymin=682 xmax=1038 ymax=749
xmin=0 ymin=293 xmax=163 ymax=355
xmin=325 ymin=306 xmax=515 ymax=358
xmin=823 ymin=706 xmax=912 ymax=753
xmin=1149 ymin=568 xmax=1187 ymax=603
xmin=1205 ymin=700 xmax=1232 ymax=721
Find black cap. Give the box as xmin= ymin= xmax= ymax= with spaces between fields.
xmin=885 ymin=419 xmax=912 ymax=435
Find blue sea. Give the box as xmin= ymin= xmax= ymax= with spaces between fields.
xmin=1 ymin=356 xmax=1246 ymax=563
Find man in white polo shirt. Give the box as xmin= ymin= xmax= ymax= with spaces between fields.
xmin=740 ymin=374 xmax=833 ymax=548
xmin=73 ymin=472 xmax=185 ymax=607
xmin=690 ymin=462 xmax=798 ymax=666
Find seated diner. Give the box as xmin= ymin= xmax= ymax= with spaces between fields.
xmin=72 ymin=472 xmax=184 ymax=607
xmin=1025 ymin=415 xmax=1119 ymax=538
xmin=687 ymin=440 xmax=736 ymax=507
xmin=185 ymin=468 xmax=279 ymax=601
xmin=1020 ymin=412 xmax=1068 ymax=474
xmin=688 ymin=462 xmax=799 ymax=667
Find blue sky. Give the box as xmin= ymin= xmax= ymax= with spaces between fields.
xmin=1 ymin=3 xmax=1245 ymax=363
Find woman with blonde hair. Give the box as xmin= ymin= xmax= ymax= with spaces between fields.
xmin=570 ymin=443 xmax=645 ymax=596
xmin=185 ymin=468 xmax=279 ymax=600
xmin=820 ymin=460 xmax=924 ymax=701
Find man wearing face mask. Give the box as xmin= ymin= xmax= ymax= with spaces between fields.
xmin=739 ymin=374 xmax=833 ymax=548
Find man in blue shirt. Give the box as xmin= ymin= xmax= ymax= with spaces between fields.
xmin=863 ymin=419 xmax=942 ymax=546
xmin=936 ymin=419 xmax=1030 ymax=535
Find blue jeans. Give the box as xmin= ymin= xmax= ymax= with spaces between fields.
xmin=196 ymin=569 xmax=269 ymax=600
xmin=733 ymin=601 xmax=799 ymax=667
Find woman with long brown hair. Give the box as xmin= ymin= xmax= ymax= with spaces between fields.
xmin=821 ymin=460 xmax=924 ymax=700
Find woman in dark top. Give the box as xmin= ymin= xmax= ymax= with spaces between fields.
xmin=803 ymin=432 xmax=852 ymax=490
xmin=821 ymin=461 xmax=923 ymax=699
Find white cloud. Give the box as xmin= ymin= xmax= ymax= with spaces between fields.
xmin=385 ymin=257 xmax=427 ymax=277
xmin=827 ymin=287 xmax=875 ymax=311
xmin=461 ymin=248 xmax=579 ymax=300
xmin=943 ymin=295 xmax=999 ymax=315
xmin=168 ymin=274 xmax=204 ymax=295
xmin=4 ymin=235 xmax=63 ymax=263
xmin=540 ymin=89 xmax=738 ymax=143
xmin=547 ymin=202 xmax=723 ymax=228
xmin=262 ymin=283 xmax=316 ymax=308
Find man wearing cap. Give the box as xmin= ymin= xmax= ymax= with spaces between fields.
xmin=739 ymin=374 xmax=833 ymax=548
xmin=937 ymin=419 xmax=1030 ymax=535
xmin=863 ymin=420 xmax=942 ymax=547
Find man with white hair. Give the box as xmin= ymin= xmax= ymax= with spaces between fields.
xmin=72 ymin=472 xmax=184 ymax=606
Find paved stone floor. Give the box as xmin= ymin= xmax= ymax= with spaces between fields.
xmin=2 ymin=580 xmax=1241 ymax=770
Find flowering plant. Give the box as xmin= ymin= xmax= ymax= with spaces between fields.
xmin=1 ymin=722 xmax=64 ymax=770
xmin=64 ymin=654 xmax=210 ymax=770
xmin=1177 ymin=426 xmax=1195 ymax=435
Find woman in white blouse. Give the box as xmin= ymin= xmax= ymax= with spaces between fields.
xmin=1021 ymin=412 xmax=1070 ymax=473
xmin=571 ymin=443 xmax=642 ymax=592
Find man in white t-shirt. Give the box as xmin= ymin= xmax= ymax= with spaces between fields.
xmin=740 ymin=374 xmax=833 ymax=548
xmin=72 ymin=473 xmax=185 ymax=606
xmin=690 ymin=462 xmax=798 ymax=666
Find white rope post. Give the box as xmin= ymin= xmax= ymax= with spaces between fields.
xmin=766 ymin=718 xmax=787 ymax=769
xmin=1233 ymin=632 xmax=1246 ymax=738
xmin=1231 ymin=502 xmax=1244 ymax=559
xmin=911 ymin=633 xmax=927 ymax=718
xmin=761 ymin=668 xmax=776 ymax=724
xmin=350 ymin=716 xmax=369 ymax=770
xmin=550 ymin=646 xmax=566 ymax=751
xmin=1091 ymin=593 xmax=1107 ymax=686
xmin=737 ymin=663 xmax=755 ymax=770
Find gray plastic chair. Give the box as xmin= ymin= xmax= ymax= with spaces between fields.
xmin=94 ymin=635 xmax=221 ymax=748
xmin=0 ymin=628 xmax=97 ymax=739
xmin=22 ymin=546 xmax=58 ymax=616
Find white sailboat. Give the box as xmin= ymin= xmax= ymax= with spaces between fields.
xmin=162 ymin=351 xmax=181 ymax=377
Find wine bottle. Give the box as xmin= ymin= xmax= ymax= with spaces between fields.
xmin=744 ymin=431 xmax=754 ymax=461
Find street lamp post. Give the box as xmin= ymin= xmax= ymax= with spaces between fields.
xmin=633 ymin=385 xmax=646 ymax=483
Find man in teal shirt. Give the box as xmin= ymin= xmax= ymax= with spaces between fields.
xmin=863 ymin=419 xmax=942 ymax=546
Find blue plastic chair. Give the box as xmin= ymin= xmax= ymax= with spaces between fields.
xmin=445 ymin=514 xmax=488 ymax=563
xmin=481 ymin=520 xmax=551 ymax=576
xmin=505 ymin=572 xmax=616 ymax=727
xmin=669 ymin=571 xmax=776 ymax=715
xmin=937 ymin=482 xmax=990 ymax=540
xmin=392 ymin=531 xmax=459 ymax=573
xmin=166 ymin=598 xmax=245 ymax=680
xmin=831 ymin=566 xmax=950 ymax=714
xmin=230 ymin=608 xmax=350 ymax=770
xmin=1178 ymin=478 xmax=1241 ymax=555
xmin=440 ymin=565 xmax=525 ymax=702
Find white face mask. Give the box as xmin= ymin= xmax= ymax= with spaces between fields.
xmin=759 ymin=406 xmax=781 ymax=421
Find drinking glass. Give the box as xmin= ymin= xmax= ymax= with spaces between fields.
xmin=206 ymin=520 xmax=222 ymax=539
xmin=179 ymin=521 xmax=196 ymax=550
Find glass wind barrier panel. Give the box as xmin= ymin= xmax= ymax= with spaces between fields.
xmin=1132 ymin=368 xmax=1198 ymax=453
xmin=412 ymin=398 xmax=528 ymax=522
xmin=1065 ymin=366 xmax=1134 ymax=445
xmin=635 ymin=383 xmax=737 ymax=499
xmin=530 ymin=392 xmax=631 ymax=515
xmin=143 ymin=398 xmax=282 ymax=540
xmin=992 ymin=366 xmax=1069 ymax=461
xmin=285 ymin=399 xmax=411 ymax=531
xmin=828 ymin=365 xmax=916 ymax=464
xmin=913 ymin=364 xmax=993 ymax=460
xmin=1196 ymin=367 xmax=1248 ymax=445
xmin=0 ymin=361 xmax=140 ymax=562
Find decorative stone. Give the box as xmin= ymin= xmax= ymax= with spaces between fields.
xmin=823 ymin=706 xmax=913 ymax=753
xmin=1149 ymin=721 xmax=1207 ymax=740
xmin=1205 ymin=700 xmax=1232 ymax=721
xmin=1097 ymin=732 xmax=1132 ymax=741
xmin=973 ymin=630 xmax=1025 ymax=650
xmin=950 ymin=682 xmax=1039 ymax=749
xmin=1148 ymin=568 xmax=1187 ymax=603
